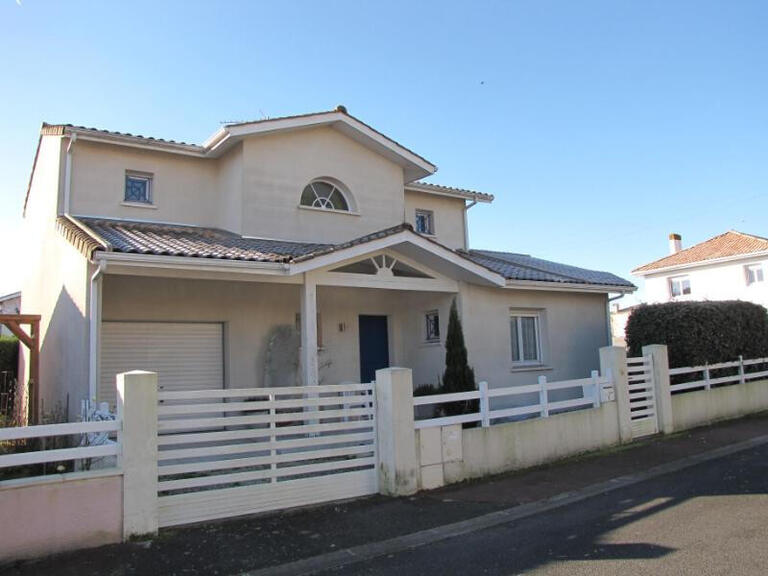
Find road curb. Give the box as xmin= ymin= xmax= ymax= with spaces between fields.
xmin=241 ymin=433 xmax=768 ymax=576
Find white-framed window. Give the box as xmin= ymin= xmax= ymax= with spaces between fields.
xmin=415 ymin=209 xmax=435 ymax=235
xmin=510 ymin=313 xmax=541 ymax=364
xmin=300 ymin=179 xmax=350 ymax=212
xmin=424 ymin=310 xmax=440 ymax=342
xmin=669 ymin=276 xmax=691 ymax=297
xmin=745 ymin=264 xmax=765 ymax=286
xmin=124 ymin=171 xmax=153 ymax=204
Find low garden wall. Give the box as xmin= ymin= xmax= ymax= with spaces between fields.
xmin=415 ymin=402 xmax=620 ymax=488
xmin=0 ymin=471 xmax=123 ymax=563
xmin=672 ymin=379 xmax=768 ymax=432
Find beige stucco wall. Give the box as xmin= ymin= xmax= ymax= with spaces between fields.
xmin=459 ymin=284 xmax=610 ymax=391
xmin=643 ymin=257 xmax=768 ymax=307
xmin=240 ymin=127 xmax=405 ymax=243
xmin=0 ymin=472 xmax=122 ymax=563
xmin=100 ymin=276 xmax=453 ymax=398
xmin=415 ymin=402 xmax=620 ymax=486
xmin=69 ymin=140 xmax=220 ymax=228
xmin=21 ymin=136 xmax=91 ymax=420
xmin=671 ymin=379 xmax=768 ymax=431
xmin=404 ymin=190 xmax=466 ymax=250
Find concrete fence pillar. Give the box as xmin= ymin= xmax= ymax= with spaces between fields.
xmin=374 ymin=367 xmax=418 ymax=496
xmin=599 ymin=346 xmax=632 ymax=443
xmin=643 ymin=344 xmax=674 ymax=434
xmin=117 ymin=371 xmax=158 ymax=539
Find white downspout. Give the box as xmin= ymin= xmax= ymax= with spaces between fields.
xmin=462 ymin=194 xmax=478 ymax=250
xmin=89 ymin=260 xmax=107 ymax=402
xmin=63 ymin=133 xmax=77 ymax=215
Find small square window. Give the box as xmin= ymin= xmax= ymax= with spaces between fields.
xmin=125 ymin=173 xmax=153 ymax=204
xmin=669 ymin=276 xmax=691 ymax=297
xmin=415 ymin=210 xmax=435 ymax=235
xmin=425 ymin=310 xmax=440 ymax=342
xmin=745 ymin=264 xmax=764 ymax=286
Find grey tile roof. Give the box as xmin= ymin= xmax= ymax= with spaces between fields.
xmin=66 ymin=217 xmax=633 ymax=289
xmin=76 ymin=217 xmax=332 ymax=263
xmin=466 ymin=249 xmax=635 ymax=288
xmin=72 ymin=217 xmax=416 ymax=264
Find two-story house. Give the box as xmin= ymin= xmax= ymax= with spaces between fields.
xmin=21 ymin=107 xmax=634 ymax=420
xmin=633 ymin=231 xmax=768 ymax=307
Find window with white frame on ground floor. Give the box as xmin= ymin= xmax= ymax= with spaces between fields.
xmin=669 ymin=275 xmax=691 ymax=297
xmin=415 ymin=209 xmax=435 ymax=235
xmin=745 ymin=264 xmax=765 ymax=286
xmin=510 ymin=313 xmax=541 ymax=364
xmin=124 ymin=171 xmax=153 ymax=204
xmin=424 ymin=310 xmax=440 ymax=342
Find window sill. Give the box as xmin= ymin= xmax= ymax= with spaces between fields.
xmin=121 ymin=201 xmax=157 ymax=209
xmin=298 ymin=205 xmax=360 ymax=217
xmin=510 ymin=364 xmax=553 ymax=373
xmin=420 ymin=340 xmax=442 ymax=348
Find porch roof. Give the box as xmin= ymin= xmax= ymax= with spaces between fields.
xmin=60 ymin=216 xmax=634 ymax=291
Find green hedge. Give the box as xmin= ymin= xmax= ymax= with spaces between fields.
xmin=0 ymin=336 xmax=18 ymax=376
xmin=626 ymin=301 xmax=768 ymax=368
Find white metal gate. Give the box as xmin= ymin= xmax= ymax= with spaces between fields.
xmin=626 ymin=356 xmax=659 ymax=438
xmin=156 ymin=383 xmax=377 ymax=527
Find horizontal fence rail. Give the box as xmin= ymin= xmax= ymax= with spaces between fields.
xmin=414 ymin=371 xmax=611 ymax=430
xmin=0 ymin=419 xmax=121 ymax=470
xmin=156 ymin=382 xmax=378 ymax=527
xmin=669 ymin=356 xmax=768 ymax=393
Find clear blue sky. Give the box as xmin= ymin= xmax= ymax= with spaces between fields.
xmin=1 ymin=1 xmax=767 ymax=300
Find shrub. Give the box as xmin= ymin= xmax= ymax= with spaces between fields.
xmin=0 ymin=337 xmax=18 ymax=377
xmin=626 ymin=300 xmax=768 ymax=368
xmin=441 ymin=299 xmax=478 ymax=417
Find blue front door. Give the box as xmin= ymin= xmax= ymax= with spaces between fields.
xmin=359 ymin=315 xmax=389 ymax=383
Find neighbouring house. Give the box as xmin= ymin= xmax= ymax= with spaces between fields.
xmin=609 ymin=303 xmax=639 ymax=347
xmin=20 ymin=107 xmax=635 ymax=420
xmin=633 ymin=231 xmax=768 ymax=307
xmin=0 ymin=291 xmax=21 ymax=337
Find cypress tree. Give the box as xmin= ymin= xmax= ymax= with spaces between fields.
xmin=441 ymin=299 xmax=477 ymax=416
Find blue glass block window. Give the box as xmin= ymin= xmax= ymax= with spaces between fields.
xmin=125 ymin=173 xmax=152 ymax=204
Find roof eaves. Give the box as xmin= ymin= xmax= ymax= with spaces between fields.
xmin=405 ymin=182 xmax=494 ymax=203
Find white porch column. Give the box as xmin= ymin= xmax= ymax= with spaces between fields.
xmin=301 ymin=273 xmax=319 ymax=387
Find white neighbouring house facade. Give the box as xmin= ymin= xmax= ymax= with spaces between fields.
xmin=20 ymin=107 xmax=635 ymax=420
xmin=633 ymin=231 xmax=768 ymax=308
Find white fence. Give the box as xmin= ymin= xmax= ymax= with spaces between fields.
xmin=626 ymin=355 xmax=659 ymax=438
xmin=156 ymin=382 xmax=378 ymax=527
xmin=669 ymin=356 xmax=768 ymax=393
xmin=413 ymin=371 xmax=610 ymax=430
xmin=0 ymin=420 xmax=121 ymax=475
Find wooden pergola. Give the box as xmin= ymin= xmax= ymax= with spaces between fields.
xmin=0 ymin=314 xmax=40 ymax=425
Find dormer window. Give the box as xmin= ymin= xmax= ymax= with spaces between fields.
xmin=415 ymin=209 xmax=435 ymax=235
xmin=300 ymin=179 xmax=350 ymax=212
xmin=124 ymin=171 xmax=153 ymax=205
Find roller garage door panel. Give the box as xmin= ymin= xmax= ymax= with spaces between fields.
xmin=100 ymin=322 xmax=224 ymax=406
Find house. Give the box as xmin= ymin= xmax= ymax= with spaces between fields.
xmin=609 ymin=303 xmax=639 ymax=347
xmin=0 ymin=292 xmax=21 ymax=337
xmin=20 ymin=107 xmax=635 ymax=420
xmin=633 ymin=231 xmax=768 ymax=307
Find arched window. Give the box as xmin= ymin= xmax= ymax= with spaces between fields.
xmin=300 ymin=179 xmax=350 ymax=212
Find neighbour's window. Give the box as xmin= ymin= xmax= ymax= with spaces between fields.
xmin=425 ymin=310 xmax=440 ymax=342
xmin=124 ymin=172 xmax=153 ymax=204
xmin=415 ymin=209 xmax=435 ymax=235
xmin=669 ymin=276 xmax=691 ymax=297
xmin=300 ymin=180 xmax=350 ymax=211
xmin=745 ymin=264 xmax=765 ymax=286
xmin=510 ymin=314 xmax=540 ymax=364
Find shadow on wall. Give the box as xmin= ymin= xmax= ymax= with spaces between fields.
xmin=36 ymin=287 xmax=89 ymax=422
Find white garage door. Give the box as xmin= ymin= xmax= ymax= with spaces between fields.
xmin=100 ymin=322 xmax=224 ymax=407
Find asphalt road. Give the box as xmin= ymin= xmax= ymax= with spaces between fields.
xmin=319 ymin=444 xmax=768 ymax=575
